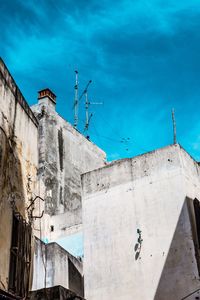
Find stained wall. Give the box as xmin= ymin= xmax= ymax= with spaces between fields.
xmin=0 ymin=58 xmax=38 ymax=292
xmin=31 ymin=98 xmax=106 ymax=243
xmin=32 ymin=237 xmax=84 ymax=297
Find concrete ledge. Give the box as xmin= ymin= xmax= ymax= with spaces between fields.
xmin=0 ymin=58 xmax=38 ymax=127
xmin=81 ymin=144 xmax=200 ymax=195
xmin=28 ymin=285 xmax=85 ymax=300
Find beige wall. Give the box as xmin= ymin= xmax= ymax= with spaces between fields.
xmin=82 ymin=144 xmax=200 ymax=300
xmin=0 ymin=58 xmax=38 ymax=291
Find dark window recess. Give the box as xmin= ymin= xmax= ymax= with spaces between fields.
xmin=58 ymin=128 xmax=64 ymax=171
xmin=50 ymin=225 xmax=54 ymax=232
xmin=192 ymin=198 xmax=200 ymax=276
xmin=8 ymin=213 xmax=32 ymax=298
xmin=194 ymin=198 xmax=200 ymax=247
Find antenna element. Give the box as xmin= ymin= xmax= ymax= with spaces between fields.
xmin=74 ymin=70 xmax=79 ymax=129
xmin=172 ymin=108 xmax=177 ymax=144
xmin=84 ymin=94 xmax=103 ymax=136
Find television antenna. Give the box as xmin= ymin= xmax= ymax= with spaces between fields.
xmin=84 ymin=91 xmax=103 ymax=138
xmin=171 ymin=108 xmax=177 ymax=144
xmin=73 ymin=70 xmax=79 ymax=129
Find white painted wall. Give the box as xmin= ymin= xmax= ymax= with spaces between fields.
xmin=32 ymin=238 xmax=46 ymax=290
xmin=82 ymin=144 xmax=200 ymax=300
xmin=32 ymin=239 xmax=69 ymax=290
xmin=32 ymin=237 xmax=84 ymax=296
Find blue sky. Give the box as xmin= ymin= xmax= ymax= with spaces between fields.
xmin=1 ymin=0 xmax=200 ymax=161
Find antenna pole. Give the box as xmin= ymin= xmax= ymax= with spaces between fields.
xmin=84 ymin=97 xmax=103 ymax=135
xmin=79 ymin=80 xmax=92 ymax=102
xmin=172 ymin=108 xmax=177 ymax=144
xmin=74 ymin=70 xmax=78 ymax=129
xmin=85 ymin=91 xmax=89 ymax=131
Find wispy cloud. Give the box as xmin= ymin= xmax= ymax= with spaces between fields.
xmin=1 ymin=0 xmax=200 ymax=159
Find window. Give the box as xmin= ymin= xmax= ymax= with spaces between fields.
xmin=193 ymin=198 xmax=200 ymax=247
xmin=8 ymin=213 xmax=32 ymax=298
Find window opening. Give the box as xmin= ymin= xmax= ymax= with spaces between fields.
xmin=8 ymin=213 xmax=32 ymax=298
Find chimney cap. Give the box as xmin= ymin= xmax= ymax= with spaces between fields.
xmin=38 ymin=88 xmax=56 ymax=104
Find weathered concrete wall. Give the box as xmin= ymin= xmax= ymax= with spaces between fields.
xmin=31 ymin=97 xmax=106 ymax=242
xmin=32 ymin=238 xmax=46 ymax=291
xmin=29 ymin=285 xmax=84 ymax=300
xmin=0 ymin=59 xmax=38 ymax=292
xmin=82 ymin=144 xmax=200 ymax=300
xmin=32 ymin=238 xmax=84 ymax=297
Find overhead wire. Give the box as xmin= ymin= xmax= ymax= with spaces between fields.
xmin=88 ymin=110 xmax=148 ymax=154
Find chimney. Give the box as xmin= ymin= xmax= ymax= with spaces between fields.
xmin=38 ymin=88 xmax=56 ymax=109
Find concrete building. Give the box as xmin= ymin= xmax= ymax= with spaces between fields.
xmin=29 ymin=285 xmax=84 ymax=300
xmin=31 ymin=89 xmax=106 ymax=247
xmin=0 ymin=59 xmax=88 ymax=300
xmin=30 ymin=89 xmax=106 ymax=293
xmin=0 ymin=58 xmax=38 ymax=298
xmin=82 ymin=144 xmax=200 ymax=300
xmin=2 ymin=57 xmax=200 ymax=300
xmin=32 ymin=238 xmax=84 ymax=297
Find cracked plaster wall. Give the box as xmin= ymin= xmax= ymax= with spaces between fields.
xmin=31 ymin=99 xmax=106 ymax=242
xmin=0 ymin=59 xmax=38 ymax=292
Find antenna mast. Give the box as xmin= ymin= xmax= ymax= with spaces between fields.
xmin=172 ymin=108 xmax=177 ymax=144
xmin=84 ymin=91 xmax=93 ymax=133
xmin=79 ymin=80 xmax=92 ymax=102
xmin=74 ymin=70 xmax=79 ymax=129
xmin=85 ymin=91 xmax=89 ymax=131
xmin=77 ymin=79 xmax=92 ymax=134
xmin=84 ymin=95 xmax=103 ymax=136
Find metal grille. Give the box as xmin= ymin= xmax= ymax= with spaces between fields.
xmin=8 ymin=213 xmax=32 ymax=298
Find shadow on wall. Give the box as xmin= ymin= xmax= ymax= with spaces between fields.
xmin=0 ymin=125 xmax=29 ymax=297
xmin=154 ymin=198 xmax=200 ymax=300
xmin=0 ymin=133 xmax=25 ymax=211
